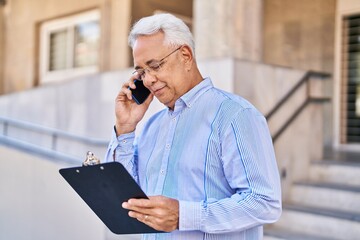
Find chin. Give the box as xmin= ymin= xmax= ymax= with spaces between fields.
xmin=161 ymin=100 xmax=174 ymax=109
xmin=157 ymin=95 xmax=175 ymax=109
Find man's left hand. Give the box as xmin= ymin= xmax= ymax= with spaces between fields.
xmin=122 ymin=195 xmax=179 ymax=232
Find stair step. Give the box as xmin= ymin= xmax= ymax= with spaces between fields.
xmin=323 ymin=148 xmax=360 ymax=162
xmin=274 ymin=204 xmax=360 ymax=239
xmin=263 ymin=236 xmax=284 ymax=240
xmin=285 ymin=204 xmax=360 ymax=222
xmin=290 ymin=181 xmax=360 ymax=213
xmin=309 ymin=160 xmax=360 ymax=187
xmin=264 ymin=227 xmax=337 ymax=240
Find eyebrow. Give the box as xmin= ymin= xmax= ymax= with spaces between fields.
xmin=134 ymin=65 xmax=142 ymax=70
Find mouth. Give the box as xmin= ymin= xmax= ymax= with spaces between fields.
xmin=152 ymin=85 xmax=166 ymax=96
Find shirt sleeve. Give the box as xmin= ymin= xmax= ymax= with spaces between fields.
xmin=104 ymin=127 xmax=139 ymax=183
xmin=179 ymin=108 xmax=282 ymax=233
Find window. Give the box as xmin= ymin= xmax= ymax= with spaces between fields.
xmin=39 ymin=10 xmax=100 ymax=84
xmin=341 ymin=14 xmax=360 ymax=143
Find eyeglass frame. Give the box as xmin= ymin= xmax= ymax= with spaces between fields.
xmin=132 ymin=46 xmax=182 ymax=80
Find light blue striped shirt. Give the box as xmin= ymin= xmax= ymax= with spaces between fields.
xmin=105 ymin=78 xmax=282 ymax=239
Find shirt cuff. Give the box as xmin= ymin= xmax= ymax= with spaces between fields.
xmin=116 ymin=131 xmax=135 ymax=154
xmin=179 ymin=200 xmax=202 ymax=231
xmin=110 ymin=126 xmax=135 ymax=153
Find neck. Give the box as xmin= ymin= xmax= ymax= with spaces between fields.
xmin=189 ymin=67 xmax=204 ymax=89
xmin=167 ymin=68 xmax=203 ymax=110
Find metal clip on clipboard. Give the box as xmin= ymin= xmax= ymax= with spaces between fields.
xmin=82 ymin=151 xmax=101 ymax=166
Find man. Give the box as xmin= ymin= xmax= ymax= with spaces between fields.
xmin=105 ymin=13 xmax=281 ymax=239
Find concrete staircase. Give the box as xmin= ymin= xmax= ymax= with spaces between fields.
xmin=264 ymin=151 xmax=360 ymax=240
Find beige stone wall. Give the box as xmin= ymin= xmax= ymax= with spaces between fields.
xmin=337 ymin=0 xmax=360 ymax=13
xmin=0 ymin=6 xmax=4 ymax=94
xmin=102 ymin=0 xmax=132 ymax=72
xmin=1 ymin=0 xmax=131 ymax=93
xmin=275 ymin=103 xmax=324 ymax=199
xmin=263 ymin=0 xmax=336 ymax=73
xmin=194 ymin=0 xmax=263 ymax=61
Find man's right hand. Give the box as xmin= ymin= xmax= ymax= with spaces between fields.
xmin=114 ymin=76 xmax=153 ymax=136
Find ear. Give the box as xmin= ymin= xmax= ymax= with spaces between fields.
xmin=179 ymin=45 xmax=194 ymax=70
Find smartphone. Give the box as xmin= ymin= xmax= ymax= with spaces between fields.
xmin=130 ymin=79 xmax=151 ymax=105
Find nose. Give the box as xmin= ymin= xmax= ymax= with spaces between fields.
xmin=143 ymin=70 xmax=157 ymax=87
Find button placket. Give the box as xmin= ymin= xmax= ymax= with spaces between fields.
xmin=154 ymin=114 xmax=178 ymax=194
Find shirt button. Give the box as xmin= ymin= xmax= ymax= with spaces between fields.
xmin=160 ymin=170 xmax=165 ymax=175
xmin=166 ymin=144 xmax=170 ymax=149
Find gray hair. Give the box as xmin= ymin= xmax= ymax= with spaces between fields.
xmin=128 ymin=13 xmax=195 ymax=57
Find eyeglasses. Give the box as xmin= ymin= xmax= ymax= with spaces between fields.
xmin=133 ymin=46 xmax=182 ymax=80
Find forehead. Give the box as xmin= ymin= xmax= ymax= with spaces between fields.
xmin=132 ymin=32 xmax=169 ymax=66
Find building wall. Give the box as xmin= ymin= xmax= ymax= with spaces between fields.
xmin=1 ymin=0 xmax=131 ymax=94
xmin=1 ymin=0 xmax=340 ymax=95
xmin=0 ymin=0 xmax=193 ymax=95
xmin=194 ymin=0 xmax=263 ymax=62
xmin=0 ymin=5 xmax=4 ymax=94
xmin=263 ymin=0 xmax=336 ymax=73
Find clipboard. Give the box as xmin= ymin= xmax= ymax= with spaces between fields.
xmin=59 ymin=161 xmax=160 ymax=234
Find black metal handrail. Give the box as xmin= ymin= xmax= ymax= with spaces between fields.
xmin=265 ymin=70 xmax=331 ymax=142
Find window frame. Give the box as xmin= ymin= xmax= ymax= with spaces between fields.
xmin=39 ymin=10 xmax=100 ymax=84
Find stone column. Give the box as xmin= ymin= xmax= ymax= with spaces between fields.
xmin=99 ymin=0 xmax=132 ymax=72
xmin=0 ymin=5 xmax=4 ymax=94
xmin=109 ymin=0 xmax=131 ymax=70
xmin=193 ymin=0 xmax=263 ymax=62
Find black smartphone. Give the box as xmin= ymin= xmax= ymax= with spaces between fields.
xmin=130 ymin=79 xmax=151 ymax=105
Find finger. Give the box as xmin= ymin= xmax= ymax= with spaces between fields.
xmin=122 ymin=201 xmax=151 ymax=215
xmin=128 ymin=210 xmax=145 ymax=222
xmin=128 ymin=79 xmax=137 ymax=89
xmin=120 ymin=83 xmax=133 ymax=100
xmin=129 ymin=72 xmax=142 ymax=89
xmin=129 ymin=210 xmax=177 ymax=232
xmin=122 ymin=202 xmax=156 ymax=221
xmin=122 ymin=201 xmax=132 ymax=210
xmin=128 ymin=198 xmax=154 ymax=208
xmin=130 ymin=212 xmax=160 ymax=231
xmin=128 ymin=211 xmax=153 ymax=225
xmin=132 ymin=72 xmax=141 ymax=80
xmin=119 ymin=76 xmax=138 ymax=101
xmin=128 ymin=210 xmax=144 ymax=219
xmin=124 ymin=196 xmax=167 ymax=211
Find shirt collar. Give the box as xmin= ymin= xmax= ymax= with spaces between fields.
xmin=168 ymin=77 xmax=213 ymax=115
xmin=180 ymin=77 xmax=213 ymax=108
